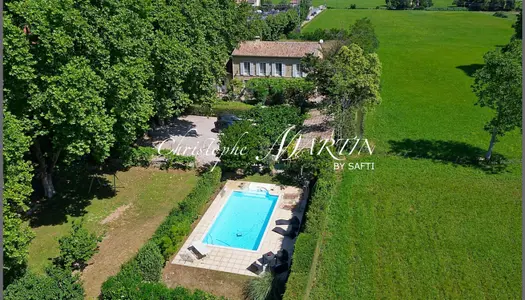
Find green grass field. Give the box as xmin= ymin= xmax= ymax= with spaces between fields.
xmin=273 ymin=0 xmax=456 ymax=8
xmin=28 ymin=168 xmax=197 ymax=274
xmin=314 ymin=0 xmax=455 ymax=7
xmin=303 ymin=10 xmax=521 ymax=298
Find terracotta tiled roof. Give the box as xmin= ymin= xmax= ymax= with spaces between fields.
xmin=232 ymin=41 xmax=322 ymax=58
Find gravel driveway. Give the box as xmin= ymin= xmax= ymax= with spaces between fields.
xmin=147 ymin=115 xmax=220 ymax=166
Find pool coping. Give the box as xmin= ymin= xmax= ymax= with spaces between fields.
xmin=200 ymin=188 xmax=282 ymax=253
xmin=171 ymin=180 xmax=306 ymax=277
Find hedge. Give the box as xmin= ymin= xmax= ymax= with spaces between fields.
xmin=244 ymin=78 xmax=315 ymax=108
xmin=283 ymin=168 xmax=338 ymax=300
xmin=124 ymin=146 xmax=196 ymax=170
xmin=151 ymin=167 xmax=222 ymax=258
xmin=100 ymin=167 xmax=222 ymax=299
xmin=187 ymin=101 xmax=254 ymax=117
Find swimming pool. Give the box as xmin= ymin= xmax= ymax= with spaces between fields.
xmin=202 ymin=190 xmax=279 ymax=251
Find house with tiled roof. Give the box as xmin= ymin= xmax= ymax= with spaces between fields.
xmin=236 ymin=0 xmax=261 ymax=6
xmin=230 ymin=38 xmax=323 ymax=81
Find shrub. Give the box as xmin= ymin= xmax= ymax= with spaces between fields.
xmin=55 ymin=220 xmax=101 ymax=271
xmin=152 ymin=167 xmax=222 ymax=258
xmin=135 ymin=241 xmax=165 ymax=282
xmin=225 ymin=78 xmax=244 ymax=101
xmin=125 ymin=146 xmax=157 ymax=168
xmin=100 ymin=260 xmax=143 ymax=299
xmin=159 ymin=150 xmax=196 ymax=170
xmin=350 ymin=4 xmax=357 ymax=8
xmin=124 ymin=146 xmax=195 ymax=170
xmin=239 ymin=105 xmax=305 ymax=143
xmin=281 ymin=140 xmax=335 ymax=186
xmin=424 ymin=6 xmax=468 ymax=10
xmin=5 ymin=266 xmax=84 ymax=300
xmin=218 ymin=120 xmax=270 ymax=172
xmin=493 ymin=11 xmax=508 ymax=18
xmin=386 ymin=0 xmax=433 ymax=9
xmin=245 ymin=272 xmax=274 ymax=300
xmin=135 ymin=283 xmax=224 ymax=299
xmin=245 ymin=78 xmax=315 ymax=110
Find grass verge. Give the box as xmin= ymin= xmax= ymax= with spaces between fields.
xmin=298 ymin=9 xmax=521 ymax=299
xmin=100 ymin=168 xmax=223 ymax=299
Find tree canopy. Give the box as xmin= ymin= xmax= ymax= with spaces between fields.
xmin=4 ymin=0 xmax=254 ymax=198
xmin=2 ymin=0 xmax=256 ymax=288
xmin=453 ymin=0 xmax=515 ymax=10
xmin=3 ymin=112 xmax=35 ymax=285
xmin=303 ymin=44 xmax=382 ymax=139
xmin=348 ymin=18 xmax=380 ymax=54
xmin=472 ymin=39 xmax=522 ymax=159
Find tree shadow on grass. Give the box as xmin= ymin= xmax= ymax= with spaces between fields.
xmin=29 ymin=163 xmax=116 ymax=228
xmin=456 ymin=64 xmax=484 ymax=77
xmin=388 ymin=139 xmax=507 ymax=174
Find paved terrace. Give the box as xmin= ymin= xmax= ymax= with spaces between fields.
xmin=171 ymin=181 xmax=306 ymax=277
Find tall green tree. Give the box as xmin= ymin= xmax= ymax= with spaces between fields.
xmin=329 ymin=45 xmax=382 ymax=139
xmin=472 ymin=40 xmax=522 ymax=160
xmin=3 ymin=112 xmax=35 ymax=285
xmin=28 ymin=57 xmax=115 ymax=198
xmin=305 ymin=44 xmax=382 ymax=139
xmin=348 ymin=18 xmax=379 ymax=54
xmin=218 ymin=121 xmax=270 ymax=172
xmin=299 ymin=0 xmax=313 ymax=20
xmin=4 ymin=0 xmax=254 ymax=198
xmin=5 ymin=0 xmax=116 ymax=198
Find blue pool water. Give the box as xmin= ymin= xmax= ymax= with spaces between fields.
xmin=203 ymin=190 xmax=278 ymax=250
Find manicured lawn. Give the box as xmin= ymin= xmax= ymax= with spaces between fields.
xmin=273 ymin=0 xmax=456 ymax=8
xmin=188 ymin=100 xmax=254 ymax=116
xmin=303 ymin=10 xmax=521 ymax=298
xmin=28 ymin=168 xmax=198 ymax=275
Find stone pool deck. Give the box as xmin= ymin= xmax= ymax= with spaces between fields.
xmin=171 ymin=180 xmax=306 ymax=277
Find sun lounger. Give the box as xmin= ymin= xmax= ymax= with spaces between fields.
xmin=188 ymin=241 xmax=210 ymax=258
xmin=247 ymin=261 xmax=263 ymax=275
xmin=272 ymin=227 xmax=297 ymax=239
xmin=275 ymin=216 xmax=300 ymax=226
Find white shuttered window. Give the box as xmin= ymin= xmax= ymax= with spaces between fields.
xmin=249 ymin=62 xmax=255 ymax=76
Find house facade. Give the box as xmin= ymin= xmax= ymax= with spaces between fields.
xmin=236 ymin=0 xmax=261 ymax=6
xmin=230 ymin=39 xmax=323 ymax=82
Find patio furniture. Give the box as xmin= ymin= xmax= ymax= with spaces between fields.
xmin=262 ymin=251 xmax=276 ymax=265
xmin=272 ymin=226 xmax=297 ymax=239
xmin=188 ymin=241 xmax=210 ymax=259
xmin=247 ymin=261 xmax=263 ymax=275
xmin=275 ymin=216 xmax=300 ymax=226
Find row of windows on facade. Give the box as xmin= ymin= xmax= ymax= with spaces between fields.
xmin=240 ymin=62 xmax=306 ymax=77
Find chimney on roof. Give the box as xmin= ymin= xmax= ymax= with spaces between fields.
xmin=255 ymin=36 xmax=261 ymax=42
